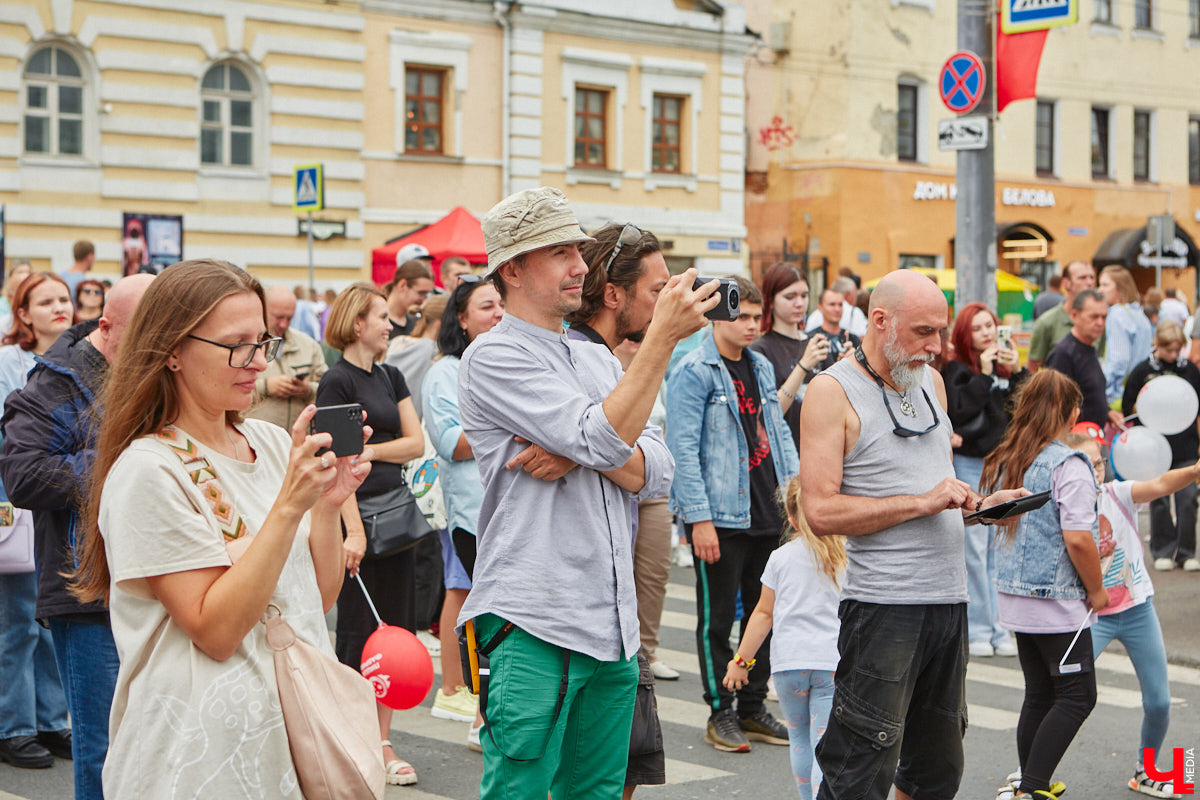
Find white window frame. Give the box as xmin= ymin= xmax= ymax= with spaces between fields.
xmin=897 ymin=76 xmax=928 ymax=165
xmin=198 ymin=59 xmax=262 ymax=172
xmin=388 ymin=29 xmax=470 ymax=158
xmin=561 ymin=47 xmax=631 ymax=189
xmin=19 ymin=40 xmax=99 ymax=165
xmin=640 ymin=57 xmax=704 ymax=192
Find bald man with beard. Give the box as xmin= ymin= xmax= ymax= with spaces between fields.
xmin=799 ymin=271 xmax=1029 ymax=800
xmin=0 ymin=274 xmax=153 ymax=799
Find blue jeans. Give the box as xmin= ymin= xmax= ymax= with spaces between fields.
xmin=1091 ymin=598 xmax=1170 ymax=764
xmin=775 ymin=669 xmax=835 ymax=800
xmin=0 ymin=571 xmax=69 ymax=737
xmin=49 ymin=618 xmax=120 ymax=800
xmin=954 ymin=454 xmax=1009 ymax=648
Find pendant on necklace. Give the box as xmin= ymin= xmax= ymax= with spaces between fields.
xmin=899 ymin=394 xmax=917 ymax=417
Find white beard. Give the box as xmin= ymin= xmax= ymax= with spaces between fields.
xmin=883 ymin=328 xmax=934 ymax=391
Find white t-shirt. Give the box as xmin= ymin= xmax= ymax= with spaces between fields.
xmin=1097 ymin=480 xmax=1154 ymax=615
xmin=101 ymin=419 xmax=331 ymax=800
xmin=759 ymin=538 xmax=842 ymax=673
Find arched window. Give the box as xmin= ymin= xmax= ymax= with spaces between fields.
xmin=200 ymin=62 xmax=255 ymax=167
xmin=24 ymin=44 xmax=84 ymax=156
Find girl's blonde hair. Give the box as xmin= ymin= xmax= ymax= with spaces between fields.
xmin=781 ymin=475 xmax=847 ymax=588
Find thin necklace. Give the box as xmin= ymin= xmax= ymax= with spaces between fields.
xmin=225 ymin=426 xmax=244 ymax=461
xmin=856 ymin=348 xmax=917 ymax=417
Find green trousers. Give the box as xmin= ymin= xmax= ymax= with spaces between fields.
xmin=476 ymin=614 xmax=638 ymax=799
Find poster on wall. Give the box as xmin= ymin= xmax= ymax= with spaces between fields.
xmin=122 ymin=212 xmax=183 ymax=275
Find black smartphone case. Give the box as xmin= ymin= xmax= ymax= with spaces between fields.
xmin=310 ymin=404 xmax=364 ymax=457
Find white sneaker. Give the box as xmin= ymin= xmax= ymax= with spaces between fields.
xmin=467 ymin=723 xmax=482 ymax=753
xmin=969 ymin=641 xmax=995 ymax=658
xmin=1154 ymin=558 xmax=1176 ymax=572
xmin=417 ymin=629 xmax=441 ymax=656
xmin=649 ymin=659 xmax=680 ymax=681
xmin=673 ymin=543 xmax=693 ymax=568
xmin=994 ymin=637 xmax=1019 ymax=657
xmin=1183 ymin=558 xmax=1200 ymax=572
xmin=766 ymin=674 xmax=778 ymax=702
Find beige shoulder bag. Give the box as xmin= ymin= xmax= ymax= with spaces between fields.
xmin=156 ymin=426 xmax=385 ymax=800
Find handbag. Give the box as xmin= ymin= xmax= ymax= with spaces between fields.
xmin=0 ymin=504 xmax=35 ymax=574
xmin=155 ymin=425 xmax=385 ymax=800
xmin=401 ymin=421 xmax=447 ymax=531
xmin=357 ymin=484 xmax=435 ymax=559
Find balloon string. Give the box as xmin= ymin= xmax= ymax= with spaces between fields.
xmin=1123 ymin=414 xmax=1138 ymax=422
xmin=355 ymin=573 xmax=384 ymax=628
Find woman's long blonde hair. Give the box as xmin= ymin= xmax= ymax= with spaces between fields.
xmin=71 ymin=259 xmax=266 ymax=604
xmin=781 ymin=475 xmax=847 ymax=588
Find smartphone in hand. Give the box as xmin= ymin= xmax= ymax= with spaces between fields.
xmin=310 ymin=403 xmax=364 ymax=457
xmin=996 ymin=325 xmax=1014 ymax=354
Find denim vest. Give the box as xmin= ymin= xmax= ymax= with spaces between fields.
xmin=995 ymin=441 xmax=1098 ymax=600
xmin=665 ymin=332 xmax=799 ymax=528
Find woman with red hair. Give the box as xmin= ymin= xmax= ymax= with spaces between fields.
xmin=0 ymin=272 xmax=73 ymax=769
xmin=943 ymin=301 xmax=1028 ymax=659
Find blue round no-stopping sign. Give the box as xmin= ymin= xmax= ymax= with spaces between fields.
xmin=939 ymin=51 xmax=985 ymax=114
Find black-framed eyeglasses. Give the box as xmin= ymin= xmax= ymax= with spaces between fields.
xmin=854 ymin=346 xmax=940 ymax=438
xmin=602 ymin=223 xmax=642 ymax=275
xmin=187 ymin=334 xmax=283 ymax=368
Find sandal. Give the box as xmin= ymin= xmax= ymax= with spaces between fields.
xmin=1130 ymin=770 xmax=1177 ymax=798
xmin=381 ymin=740 xmax=418 ymax=786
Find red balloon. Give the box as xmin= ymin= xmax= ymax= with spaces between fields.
xmin=360 ymin=625 xmax=434 ymax=710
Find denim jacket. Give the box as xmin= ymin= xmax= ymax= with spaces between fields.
xmin=995 ymin=441 xmax=1099 ymax=600
xmin=665 ymin=332 xmax=799 ymax=527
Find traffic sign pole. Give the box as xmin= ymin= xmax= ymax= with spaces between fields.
xmin=954 ymin=3 xmax=996 ymax=312
xmin=307 ymin=211 xmax=315 ymax=295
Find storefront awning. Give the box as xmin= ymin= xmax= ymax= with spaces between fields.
xmin=1093 ymin=221 xmax=1198 ymax=271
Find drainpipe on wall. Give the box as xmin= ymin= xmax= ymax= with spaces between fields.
xmin=493 ymin=1 xmax=512 ymax=198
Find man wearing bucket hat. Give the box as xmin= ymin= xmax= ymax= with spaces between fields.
xmin=456 ymin=186 xmax=719 ymax=797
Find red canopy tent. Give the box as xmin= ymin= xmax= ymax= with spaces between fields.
xmin=371 ymin=206 xmax=487 ymax=287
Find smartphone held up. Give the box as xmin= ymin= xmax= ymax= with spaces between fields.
xmin=310 ymin=403 xmax=364 ymax=457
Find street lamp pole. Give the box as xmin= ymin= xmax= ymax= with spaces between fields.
xmin=955 ymin=0 xmax=997 ymax=311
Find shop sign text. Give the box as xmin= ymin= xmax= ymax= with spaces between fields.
xmin=1002 ymin=187 xmax=1056 ymax=207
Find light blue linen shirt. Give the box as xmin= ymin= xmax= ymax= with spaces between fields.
xmin=456 ymin=314 xmax=673 ymax=662
xmin=0 ymin=344 xmax=37 ymax=502
xmin=420 ymin=355 xmax=483 ymax=536
xmin=1103 ymin=302 xmax=1153 ymax=402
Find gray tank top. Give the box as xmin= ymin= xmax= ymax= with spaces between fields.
xmin=823 ymin=358 xmax=968 ymax=604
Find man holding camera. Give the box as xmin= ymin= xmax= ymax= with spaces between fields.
xmin=456 ymin=186 xmax=717 ymax=798
xmin=666 ymin=277 xmax=799 ymax=754
xmin=247 ymin=285 xmax=326 ymax=431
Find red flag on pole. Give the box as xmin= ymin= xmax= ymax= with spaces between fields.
xmin=995 ymin=13 xmax=1049 ymax=112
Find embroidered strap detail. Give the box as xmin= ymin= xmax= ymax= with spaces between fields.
xmin=155 ymin=426 xmax=247 ymax=542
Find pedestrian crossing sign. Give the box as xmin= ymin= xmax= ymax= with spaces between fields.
xmin=293 ymin=163 xmax=324 ymax=212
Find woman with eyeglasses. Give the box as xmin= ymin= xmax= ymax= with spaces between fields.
xmin=943 ymin=302 xmax=1029 ymax=659
xmin=317 ymin=283 xmax=426 ymax=786
xmin=70 ymin=260 xmax=374 ymax=797
xmin=0 ymin=272 xmax=73 ymax=770
xmin=74 ymin=279 xmax=105 ymax=323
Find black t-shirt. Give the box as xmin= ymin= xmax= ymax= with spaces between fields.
xmin=1043 ymin=333 xmax=1108 ymax=428
xmin=388 ymin=314 xmax=417 ymax=340
xmin=748 ymin=331 xmax=803 ymax=445
xmin=808 ymin=328 xmax=860 ymax=376
xmin=721 ymin=354 xmax=784 ymax=537
xmin=315 ymin=358 xmax=411 ymax=497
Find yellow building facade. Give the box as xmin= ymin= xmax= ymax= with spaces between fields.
xmin=1 ymin=0 xmax=755 ymax=287
xmin=746 ymin=0 xmax=1200 ymax=299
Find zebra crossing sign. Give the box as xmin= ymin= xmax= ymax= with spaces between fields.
xmin=292 ymin=163 xmax=324 ymax=212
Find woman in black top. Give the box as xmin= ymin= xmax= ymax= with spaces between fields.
xmin=943 ymin=301 xmax=1028 ymax=658
xmin=1122 ymin=320 xmax=1200 ymax=572
xmin=748 ymin=263 xmax=830 ymax=445
xmin=317 ymin=283 xmax=425 ymax=786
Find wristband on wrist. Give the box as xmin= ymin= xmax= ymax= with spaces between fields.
xmin=780 ymin=386 xmax=797 ymax=401
xmin=733 ymin=653 xmax=756 ymax=669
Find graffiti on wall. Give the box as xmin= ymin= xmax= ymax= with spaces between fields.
xmin=758 ymin=116 xmax=795 ymax=151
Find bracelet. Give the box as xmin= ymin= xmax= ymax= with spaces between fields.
xmin=780 ymin=386 xmax=798 ymax=401
xmin=975 ymin=499 xmax=983 ymax=513
xmin=733 ymin=653 xmax=756 ymax=669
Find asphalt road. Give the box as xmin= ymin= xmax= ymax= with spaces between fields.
xmin=4 ymin=537 xmax=1198 ymax=799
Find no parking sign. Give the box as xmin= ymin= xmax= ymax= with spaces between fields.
xmin=939 ymin=51 xmax=986 ymax=115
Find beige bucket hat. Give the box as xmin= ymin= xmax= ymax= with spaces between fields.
xmin=482 ymin=187 xmax=595 ymax=276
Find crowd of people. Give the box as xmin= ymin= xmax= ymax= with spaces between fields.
xmin=0 ymin=193 xmax=1194 ymax=800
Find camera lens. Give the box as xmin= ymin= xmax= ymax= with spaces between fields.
xmin=728 ymin=286 xmax=739 ymax=308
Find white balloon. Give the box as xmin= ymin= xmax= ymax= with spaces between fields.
xmin=1136 ymin=374 xmax=1199 ymax=436
xmin=1110 ymin=427 xmax=1173 ymax=482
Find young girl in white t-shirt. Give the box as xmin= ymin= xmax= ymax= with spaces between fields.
xmin=1064 ymin=432 xmax=1194 ymax=798
xmin=723 ymin=475 xmax=845 ymax=800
